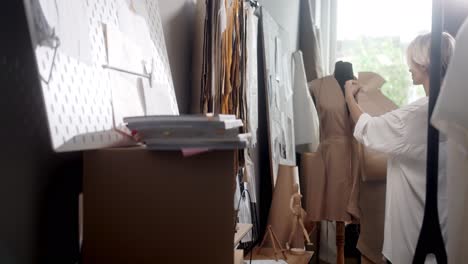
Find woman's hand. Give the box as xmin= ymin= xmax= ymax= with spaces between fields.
xmin=344 ymin=80 xmax=364 ymax=123
xmin=345 ymin=80 xmax=361 ymax=99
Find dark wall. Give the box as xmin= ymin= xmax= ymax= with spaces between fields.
xmin=159 ymin=0 xmax=197 ymax=114
xmin=0 ymin=2 xmax=81 ymax=263
xmin=444 ymin=0 xmax=468 ymax=36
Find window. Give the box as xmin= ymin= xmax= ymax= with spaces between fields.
xmin=336 ymin=0 xmax=432 ymax=106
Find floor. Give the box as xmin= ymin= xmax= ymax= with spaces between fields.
xmin=247 ymin=247 xmax=314 ymax=264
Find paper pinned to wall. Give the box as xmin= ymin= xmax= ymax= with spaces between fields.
xmin=275 ymin=37 xmax=282 ymax=82
xmin=116 ymin=0 xmax=179 ymax=116
xmin=117 ymin=0 xmax=154 ymax=59
xmin=104 ymin=24 xmax=147 ymax=75
xmin=273 ymin=79 xmax=281 ymax=110
xmin=268 ymin=76 xmax=274 ymax=109
xmin=286 ymin=117 xmax=294 ymax=162
xmin=261 ymin=10 xmax=296 ymax=186
xmin=111 ymin=74 xmax=145 ymax=130
xmin=283 ymin=53 xmax=293 ymax=100
xmin=142 ymin=81 xmax=180 ymax=115
xmin=279 ymin=113 xmax=294 ymax=163
xmin=105 ymin=20 xmax=177 ymax=124
xmin=38 ymin=0 xmax=92 ymax=64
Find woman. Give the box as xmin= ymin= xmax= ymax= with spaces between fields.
xmin=345 ymin=32 xmax=455 ymax=264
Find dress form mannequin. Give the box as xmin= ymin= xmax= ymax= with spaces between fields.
xmin=334 ymin=61 xmax=354 ymax=264
xmin=306 ymin=61 xmax=359 ymax=264
xmin=334 ymin=61 xmax=355 ymax=95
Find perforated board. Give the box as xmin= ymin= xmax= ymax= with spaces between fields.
xmin=261 ymin=8 xmax=296 ymax=186
xmin=32 ymin=0 xmax=178 ymax=152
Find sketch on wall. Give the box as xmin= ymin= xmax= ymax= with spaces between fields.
xmin=260 ymin=8 xmax=296 ymax=186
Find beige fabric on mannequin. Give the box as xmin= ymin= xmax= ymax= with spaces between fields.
xmin=307 ymin=76 xmax=360 ymax=222
xmin=300 ymin=152 xmax=325 ymax=220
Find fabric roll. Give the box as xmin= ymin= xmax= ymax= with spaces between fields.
xmin=266 ymin=165 xmax=304 ymax=249
xmin=356 ymin=72 xmax=397 ymax=182
xmin=355 ymin=72 xmax=397 ymax=263
xmin=357 ymin=180 xmax=386 ymax=264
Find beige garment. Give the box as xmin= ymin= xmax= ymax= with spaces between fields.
xmin=355 ymin=72 xmax=397 ymax=264
xmin=306 ymin=76 xmax=360 ymax=222
xmin=300 ymin=152 xmax=325 ymax=220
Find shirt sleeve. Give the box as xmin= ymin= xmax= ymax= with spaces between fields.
xmin=354 ymin=104 xmax=429 ymax=160
xmin=354 ymin=111 xmax=407 ymax=157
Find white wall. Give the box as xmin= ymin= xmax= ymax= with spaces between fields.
xmin=158 ymin=0 xmax=197 ymax=113
xmin=259 ymin=0 xmax=301 ymax=52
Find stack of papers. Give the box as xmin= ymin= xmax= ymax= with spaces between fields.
xmin=125 ymin=114 xmax=250 ymax=150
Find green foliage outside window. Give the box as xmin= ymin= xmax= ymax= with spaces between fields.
xmin=338 ymin=37 xmax=425 ymax=107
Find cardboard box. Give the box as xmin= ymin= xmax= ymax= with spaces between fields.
xmin=83 ymin=147 xmax=236 ymax=264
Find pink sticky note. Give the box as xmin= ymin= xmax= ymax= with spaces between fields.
xmin=181 ymin=148 xmax=211 ymax=157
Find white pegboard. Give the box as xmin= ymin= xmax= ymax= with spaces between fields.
xmin=34 ymin=0 xmax=178 ymax=151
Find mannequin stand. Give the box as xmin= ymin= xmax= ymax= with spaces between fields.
xmin=336 ymin=221 xmax=345 ymax=264
xmin=257 ymin=225 xmax=288 ymax=261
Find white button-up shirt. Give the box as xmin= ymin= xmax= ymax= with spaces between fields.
xmin=354 ymin=97 xmax=447 ymax=264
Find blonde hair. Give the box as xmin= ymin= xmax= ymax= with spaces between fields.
xmin=407 ymin=32 xmax=455 ymax=77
